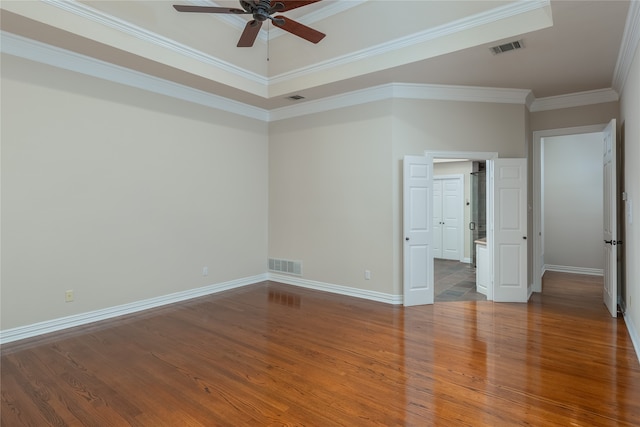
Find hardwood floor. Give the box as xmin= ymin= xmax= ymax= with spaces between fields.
xmin=2 ymin=272 xmax=639 ymax=426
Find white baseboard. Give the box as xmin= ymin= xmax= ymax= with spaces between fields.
xmin=268 ymin=273 xmax=403 ymax=305
xmin=462 ymin=257 xmax=471 ymax=264
xmin=0 ymin=274 xmax=268 ymax=345
xmin=623 ymin=311 xmax=640 ymax=364
xmin=543 ymin=264 xmax=603 ymax=276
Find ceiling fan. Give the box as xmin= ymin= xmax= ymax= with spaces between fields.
xmin=173 ymin=1 xmax=326 ymax=47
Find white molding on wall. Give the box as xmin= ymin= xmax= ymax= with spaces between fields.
xmin=0 ymin=272 xmax=402 ymax=346
xmin=1 ymin=11 xmax=625 ymax=123
xmin=612 ymin=0 xmax=640 ymax=94
xmin=268 ymin=273 xmax=403 ymax=305
xmin=543 ymin=264 xmax=604 ymax=277
xmin=0 ymin=31 xmax=270 ymax=122
xmin=269 ymin=0 xmax=550 ymax=85
xmin=270 ymin=83 xmax=532 ymax=121
xmin=624 ymin=311 xmax=640 ymax=364
xmin=0 ymin=274 xmax=268 ymax=345
xmin=529 ymin=88 xmax=620 ymax=112
xmin=43 ymin=0 xmax=268 ymax=87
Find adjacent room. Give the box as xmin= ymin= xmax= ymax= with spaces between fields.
xmin=2 ymin=0 xmax=639 ymax=425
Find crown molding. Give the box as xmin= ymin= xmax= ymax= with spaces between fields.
xmin=2 ymin=29 xmax=619 ymax=122
xmin=270 ymin=83 xmax=532 ymax=121
xmin=529 ymin=88 xmax=619 ymax=112
xmin=0 ymin=31 xmax=269 ymax=121
xmin=612 ymin=0 xmax=640 ymax=93
xmin=270 ymin=0 xmax=550 ymax=84
xmin=43 ymin=0 xmax=268 ymax=86
xmin=392 ymin=83 xmax=531 ymax=105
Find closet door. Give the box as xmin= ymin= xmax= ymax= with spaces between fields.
xmin=442 ymin=178 xmax=462 ymax=260
xmin=433 ymin=176 xmax=462 ymax=261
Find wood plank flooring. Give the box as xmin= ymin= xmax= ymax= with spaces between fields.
xmin=2 ymin=272 xmax=639 ymax=426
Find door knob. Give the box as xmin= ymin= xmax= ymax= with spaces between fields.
xmin=605 ymin=239 xmax=613 ymax=245
xmin=523 ymin=236 xmax=527 ymax=240
xmin=405 ymin=237 xmax=409 ymax=241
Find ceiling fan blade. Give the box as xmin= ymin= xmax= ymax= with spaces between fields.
xmin=173 ymin=5 xmax=247 ymax=14
xmin=276 ymin=1 xmax=322 ymax=12
xmin=273 ymin=16 xmax=325 ymax=44
xmin=237 ymin=20 xmax=262 ymax=47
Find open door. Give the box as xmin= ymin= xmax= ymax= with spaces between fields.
xmin=491 ymin=158 xmax=528 ymax=302
xmin=603 ymin=119 xmax=617 ymax=317
xmin=403 ymin=155 xmax=434 ymax=306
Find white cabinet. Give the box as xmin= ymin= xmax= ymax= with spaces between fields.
xmin=476 ymin=241 xmax=488 ymax=296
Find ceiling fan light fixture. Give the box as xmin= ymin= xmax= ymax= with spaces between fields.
xmin=287 ymin=95 xmax=305 ymax=100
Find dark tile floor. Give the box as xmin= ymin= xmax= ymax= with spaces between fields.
xmin=435 ymin=259 xmax=487 ymax=302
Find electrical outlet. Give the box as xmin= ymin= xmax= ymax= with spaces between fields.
xmin=202 ymin=266 xmax=208 ymax=277
xmin=65 ymin=290 xmax=74 ymax=303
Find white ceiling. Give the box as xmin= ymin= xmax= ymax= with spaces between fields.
xmin=0 ymin=0 xmax=634 ymax=112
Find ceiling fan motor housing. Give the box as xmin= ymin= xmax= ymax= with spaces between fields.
xmin=241 ymin=0 xmax=273 ymax=21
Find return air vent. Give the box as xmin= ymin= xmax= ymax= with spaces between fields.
xmin=269 ymin=258 xmax=303 ymax=276
xmin=490 ymin=39 xmax=524 ymax=54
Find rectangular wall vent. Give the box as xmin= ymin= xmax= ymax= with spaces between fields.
xmin=490 ymin=39 xmax=523 ymax=54
xmin=268 ymin=258 xmax=303 ymax=276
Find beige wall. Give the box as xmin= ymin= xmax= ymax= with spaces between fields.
xmin=1 ymin=55 xmax=269 ymax=329
xmin=530 ymin=102 xmax=619 ymax=132
xmin=269 ymin=101 xmax=395 ymax=294
xmin=620 ymin=41 xmax=640 ymax=342
xmin=269 ymin=99 xmax=528 ymax=298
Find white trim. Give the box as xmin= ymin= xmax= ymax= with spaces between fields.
xmin=612 ymin=0 xmax=640 ymax=94
xmin=624 ymin=311 xmax=640 ymax=363
xmin=270 ymin=0 xmax=550 ymax=85
xmin=0 ymin=274 xmax=267 ymax=345
xmin=543 ymin=264 xmax=604 ymax=276
xmin=392 ymin=83 xmax=531 ymax=105
xmin=529 ymin=88 xmax=619 ymax=112
xmin=43 ymin=0 xmax=267 ymax=87
xmin=268 ymin=273 xmax=403 ymax=305
xmin=2 ymin=30 xmax=619 ymax=123
xmin=270 ymin=83 xmax=532 ymax=121
xmin=0 ymin=31 xmax=269 ymax=122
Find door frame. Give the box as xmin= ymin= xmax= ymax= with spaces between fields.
xmin=426 ymin=151 xmax=498 ymax=300
xmin=433 ymin=174 xmax=464 ymax=262
xmin=532 ymin=124 xmax=608 ymax=293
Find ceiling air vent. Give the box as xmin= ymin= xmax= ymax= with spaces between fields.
xmin=287 ymin=95 xmax=305 ymax=101
xmin=490 ymin=40 xmax=524 ymax=55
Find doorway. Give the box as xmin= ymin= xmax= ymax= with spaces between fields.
xmin=403 ymin=152 xmax=528 ymax=305
xmin=532 ymin=125 xmax=608 ymax=293
xmin=430 ymin=152 xmax=497 ymax=303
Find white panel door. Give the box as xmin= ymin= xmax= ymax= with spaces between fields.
xmin=433 ymin=179 xmax=443 ymax=258
xmin=603 ymin=119 xmax=617 ymax=317
xmin=403 ymin=156 xmax=434 ymax=306
xmin=442 ymin=178 xmax=462 ymax=260
xmin=491 ymin=158 xmax=528 ymax=302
